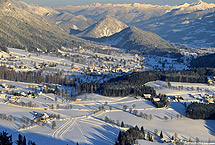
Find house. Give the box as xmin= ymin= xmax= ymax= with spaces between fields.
xmin=200 ymin=94 xmax=206 ymax=97
xmin=75 ymin=99 xmax=82 ymax=101
xmin=21 ymin=92 xmax=27 ymax=97
xmin=144 ymin=94 xmax=151 ymax=99
xmin=0 ymin=94 xmax=6 ymax=98
xmin=1 ymin=83 xmax=8 ymax=88
xmin=208 ymin=99 xmax=214 ymax=103
xmin=8 ymin=96 xmax=20 ymax=101
xmin=34 ymin=112 xmax=50 ymax=122
xmin=153 ymin=98 xmax=160 ymax=102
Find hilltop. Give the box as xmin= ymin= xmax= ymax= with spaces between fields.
xmin=77 ymin=15 xmax=128 ymax=38
xmin=93 ymin=26 xmax=179 ymax=55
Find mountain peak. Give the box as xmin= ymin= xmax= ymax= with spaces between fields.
xmin=100 ymin=25 xmax=178 ymax=54
xmin=190 ymin=0 xmax=205 ymax=6
xmin=89 ymin=3 xmax=102 ymax=7
xmin=78 ymin=15 xmax=128 ymax=38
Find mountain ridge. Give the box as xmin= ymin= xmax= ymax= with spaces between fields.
xmin=89 ymin=26 xmax=180 ymax=55
xmin=0 ymin=0 xmax=102 ymax=52
xmin=77 ymin=15 xmax=128 ymax=38
xmin=56 ymin=0 xmax=215 ymax=48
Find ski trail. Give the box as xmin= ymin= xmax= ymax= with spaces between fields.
xmin=75 ymin=119 xmax=90 ymax=144
xmin=52 ymin=118 xmax=73 ymax=138
xmin=59 ymin=118 xmax=76 ymax=140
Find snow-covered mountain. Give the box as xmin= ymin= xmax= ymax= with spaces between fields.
xmin=77 ymin=15 xmax=128 ymax=38
xmin=56 ymin=0 xmax=215 ymax=48
xmin=93 ymin=26 xmax=180 ymax=55
xmin=0 ymin=0 xmax=105 ymax=52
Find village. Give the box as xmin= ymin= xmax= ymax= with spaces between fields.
xmin=0 ymin=47 xmax=192 ymax=80
xmin=0 ymin=47 xmax=145 ymax=76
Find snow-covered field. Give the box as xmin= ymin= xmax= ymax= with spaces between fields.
xmin=0 ymin=80 xmax=214 ymax=144
xmin=143 ymin=55 xmax=189 ymax=71
xmin=0 ymin=48 xmax=213 ymax=145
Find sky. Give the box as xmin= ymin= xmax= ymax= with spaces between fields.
xmin=21 ymin=0 xmax=215 ymax=7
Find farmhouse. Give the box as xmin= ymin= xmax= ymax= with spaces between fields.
xmin=153 ymin=98 xmax=160 ymax=102
xmin=34 ymin=112 xmax=50 ymax=122
xmin=75 ymin=99 xmax=82 ymax=101
xmin=1 ymin=83 xmax=8 ymax=88
xmin=144 ymin=94 xmax=151 ymax=99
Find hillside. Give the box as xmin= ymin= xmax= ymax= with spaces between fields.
xmin=77 ymin=15 xmax=128 ymax=38
xmin=96 ymin=26 xmax=179 ymax=55
xmin=190 ymin=53 xmax=215 ymax=68
xmin=0 ymin=0 xmax=98 ymax=52
xmin=46 ymin=12 xmax=95 ymax=33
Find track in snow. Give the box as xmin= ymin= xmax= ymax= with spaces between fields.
xmin=52 ymin=118 xmax=75 ymax=139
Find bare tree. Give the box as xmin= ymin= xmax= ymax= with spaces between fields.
xmin=122 ymin=105 xmax=128 ymax=111
xmin=51 ymin=121 xmax=56 ymax=129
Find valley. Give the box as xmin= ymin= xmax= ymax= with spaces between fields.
xmin=0 ymin=0 xmax=215 ymax=145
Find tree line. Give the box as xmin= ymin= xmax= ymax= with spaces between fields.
xmin=0 ymin=66 xmax=213 ymax=100
xmin=96 ymin=68 xmax=211 ymax=98
xmin=0 ymin=65 xmax=76 ymax=86
xmin=186 ymin=102 xmax=215 ymax=119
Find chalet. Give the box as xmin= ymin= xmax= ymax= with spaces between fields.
xmin=21 ymin=92 xmax=27 ymax=97
xmin=208 ymin=99 xmax=214 ymax=103
xmin=144 ymin=94 xmax=151 ymax=99
xmin=44 ymin=64 xmax=49 ymax=68
xmin=34 ymin=112 xmax=50 ymax=122
xmin=8 ymin=96 xmax=20 ymax=101
xmin=193 ymin=95 xmax=198 ymax=99
xmin=200 ymin=94 xmax=206 ymax=97
xmin=75 ymin=99 xmax=82 ymax=101
xmin=1 ymin=83 xmax=8 ymax=88
xmin=153 ymin=98 xmax=160 ymax=102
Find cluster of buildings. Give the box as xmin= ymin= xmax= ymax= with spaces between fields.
xmin=82 ymin=59 xmax=144 ymax=74
xmin=190 ymin=94 xmax=215 ymax=103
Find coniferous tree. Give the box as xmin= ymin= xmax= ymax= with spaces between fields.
xmin=121 ymin=121 xmax=125 ymax=127
xmin=23 ymin=136 xmax=26 ymax=145
xmin=160 ymin=131 xmax=163 ymax=139
xmin=0 ymin=131 xmax=13 ymax=145
xmin=16 ymin=134 xmax=23 ymax=145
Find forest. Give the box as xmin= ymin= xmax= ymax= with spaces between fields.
xmin=98 ymin=68 xmax=211 ymax=98
xmin=114 ymin=126 xmax=152 ymax=145
xmin=0 ymin=65 xmax=76 ymax=87
xmin=190 ymin=53 xmax=215 ymax=68
xmin=0 ymin=66 xmax=214 ymax=99
xmin=186 ymin=102 xmax=215 ymax=119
